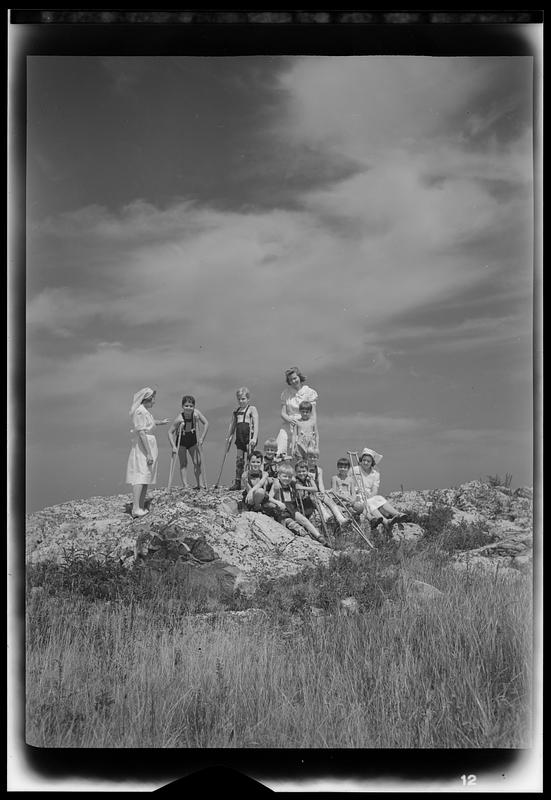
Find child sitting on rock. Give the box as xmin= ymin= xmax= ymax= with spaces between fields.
xmin=305 ymin=448 xmax=349 ymax=529
xmin=331 ymin=457 xmax=365 ymax=517
xmin=241 ymin=450 xmax=275 ymax=514
xmin=262 ymin=438 xmax=280 ymax=482
xmin=269 ymin=462 xmax=328 ymax=546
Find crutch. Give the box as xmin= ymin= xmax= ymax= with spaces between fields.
xmin=346 ymin=451 xmax=375 ymax=549
xmin=197 ymin=428 xmax=208 ymax=489
xmin=167 ymin=422 xmax=183 ymax=489
xmin=213 ymin=437 xmax=232 ymax=489
xmin=327 ymin=489 xmax=372 ymax=544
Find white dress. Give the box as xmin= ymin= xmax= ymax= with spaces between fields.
xmin=351 ymin=467 xmax=386 ymax=511
xmin=276 ymin=384 xmax=318 ymax=456
xmin=126 ymin=405 xmax=158 ymax=485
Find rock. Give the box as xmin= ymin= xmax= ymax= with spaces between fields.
xmin=218 ymin=498 xmax=239 ymax=516
xmin=512 ymin=553 xmax=532 ymax=573
xmin=25 ymin=480 xmax=533 ymax=601
xmin=340 ymin=596 xmax=359 ymax=613
xmin=407 ymin=580 xmax=444 ymax=600
xmin=391 ymin=522 xmax=424 ymax=542
xmin=184 ymin=537 xmax=216 ymax=562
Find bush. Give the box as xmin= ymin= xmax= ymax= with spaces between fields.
xmin=408 ymin=501 xmax=455 ymax=539
xmin=26 ymin=557 xmax=212 ymax=611
xmin=439 ymin=520 xmax=494 ymax=552
xmin=486 ymin=472 xmax=513 ymax=489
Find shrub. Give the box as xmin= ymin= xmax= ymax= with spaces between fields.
xmin=486 ymin=472 xmax=513 ymax=489
xmin=439 ymin=520 xmax=494 ymax=552
xmin=408 ymin=501 xmax=455 ymax=539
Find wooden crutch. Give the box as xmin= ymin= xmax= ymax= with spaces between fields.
xmin=168 ymin=420 xmax=183 ymax=489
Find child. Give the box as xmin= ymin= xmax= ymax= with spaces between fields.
xmin=226 ymin=387 xmax=259 ymax=491
xmin=331 ymin=457 xmax=365 ymax=517
xmin=168 ymin=395 xmax=209 ymax=489
xmin=292 ymin=401 xmax=319 ymax=460
xmin=305 ymin=448 xmax=348 ymax=528
xmin=269 ymin=463 xmax=328 ymax=546
xmin=241 ymin=450 xmax=273 ymax=513
xmin=294 ymin=459 xmax=318 ymax=519
xmin=351 ymin=447 xmax=409 ymax=535
xmin=262 ymin=438 xmax=281 ymax=494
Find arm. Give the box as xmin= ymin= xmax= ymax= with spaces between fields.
xmin=167 ymin=417 xmax=181 ymax=452
xmin=331 ymin=476 xmax=339 ymax=492
xmin=280 ymin=403 xmax=296 ymax=426
xmin=195 ymin=410 xmax=209 ymax=445
xmin=250 ymin=406 xmax=259 ymax=448
xmin=269 ymin=480 xmax=286 ymax=509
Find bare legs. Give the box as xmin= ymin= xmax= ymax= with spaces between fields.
xmin=285 ymin=513 xmax=326 ymax=544
xmin=178 ymin=448 xmax=189 ymax=488
xmin=132 ymin=484 xmax=149 ymax=517
xmin=178 ymin=445 xmax=206 ymax=488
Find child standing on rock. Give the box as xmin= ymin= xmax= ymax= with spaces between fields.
xmin=292 ymin=400 xmax=319 ymax=461
xmin=168 ymin=395 xmax=209 ymax=489
xmin=226 ymin=387 xmax=259 ymax=490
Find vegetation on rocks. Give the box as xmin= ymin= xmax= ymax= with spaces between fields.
xmin=25 ymin=478 xmax=534 ymax=748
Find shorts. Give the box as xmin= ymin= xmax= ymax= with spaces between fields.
xmin=179 ymin=431 xmax=198 ymax=449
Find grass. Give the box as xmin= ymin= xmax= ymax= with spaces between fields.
xmin=26 ymin=544 xmax=532 ymax=748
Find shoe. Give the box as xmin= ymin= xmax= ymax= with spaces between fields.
xmin=132 ymin=509 xmax=148 ymax=518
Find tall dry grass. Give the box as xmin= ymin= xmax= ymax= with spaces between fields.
xmin=26 ymin=558 xmax=532 ymax=748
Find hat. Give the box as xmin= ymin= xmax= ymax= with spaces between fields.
xmin=361 ymin=447 xmax=383 ymax=465
xmin=129 ymin=387 xmax=155 ymax=416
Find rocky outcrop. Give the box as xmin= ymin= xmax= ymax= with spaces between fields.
xmin=25 ymin=480 xmax=534 ymax=595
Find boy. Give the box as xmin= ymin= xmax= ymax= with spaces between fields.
xmin=262 ymin=438 xmax=279 ymax=481
xmin=269 ymin=463 xmax=328 ymax=545
xmin=292 ymin=401 xmax=319 ymax=460
xmin=331 ymin=457 xmax=365 ymax=517
xmin=306 ymin=448 xmax=349 ymax=528
xmin=226 ymin=387 xmax=259 ymax=491
xmin=241 ymin=450 xmax=272 ymax=512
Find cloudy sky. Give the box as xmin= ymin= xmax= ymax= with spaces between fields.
xmin=24 ymin=54 xmax=534 ymax=512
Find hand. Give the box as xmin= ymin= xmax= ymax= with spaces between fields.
xmin=146 ymin=456 xmax=154 ymax=465
xmin=172 ymin=448 xmax=178 ymax=456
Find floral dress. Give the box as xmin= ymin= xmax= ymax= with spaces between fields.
xmin=276 ymin=384 xmax=318 ymax=456
xmin=126 ymin=405 xmax=158 ymax=485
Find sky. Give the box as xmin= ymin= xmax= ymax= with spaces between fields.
xmin=23 ymin=54 xmax=536 ymax=512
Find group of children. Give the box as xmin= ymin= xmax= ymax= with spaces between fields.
xmin=166 ymin=387 xmax=409 ymax=548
